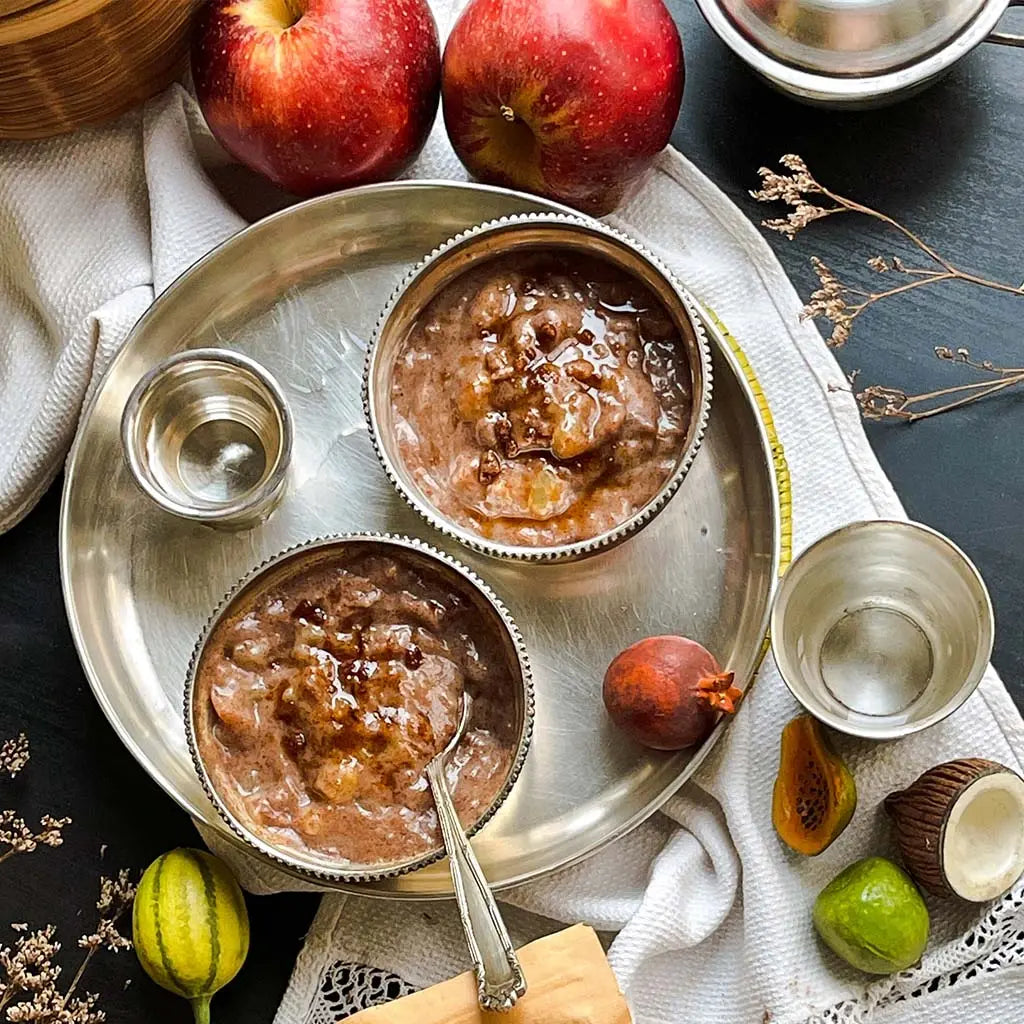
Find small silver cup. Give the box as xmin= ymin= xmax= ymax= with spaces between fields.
xmin=121 ymin=348 xmax=292 ymax=530
xmin=771 ymin=519 xmax=994 ymax=740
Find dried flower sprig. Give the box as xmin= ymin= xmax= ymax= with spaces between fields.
xmin=0 ymin=737 xmax=70 ymax=867
xmin=0 ymin=736 xmax=134 ymax=1020
xmin=0 ymin=873 xmax=137 ymax=1023
xmin=859 ymin=347 xmax=1024 ymax=422
xmin=753 ymin=156 xmax=1023 ymax=420
xmin=0 ymin=813 xmax=71 ymax=867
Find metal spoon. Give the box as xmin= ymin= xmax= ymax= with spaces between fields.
xmin=425 ymin=693 xmax=527 ymax=1012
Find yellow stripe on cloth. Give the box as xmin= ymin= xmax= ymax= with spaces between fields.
xmin=704 ymin=308 xmax=793 ymax=672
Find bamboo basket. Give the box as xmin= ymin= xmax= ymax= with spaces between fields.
xmin=0 ymin=0 xmax=198 ymax=140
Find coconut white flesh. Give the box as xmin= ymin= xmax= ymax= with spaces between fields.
xmin=943 ymin=771 xmax=1024 ymax=902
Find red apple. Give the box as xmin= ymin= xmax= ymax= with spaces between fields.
xmin=192 ymin=0 xmax=441 ymax=196
xmin=442 ymin=0 xmax=684 ymax=216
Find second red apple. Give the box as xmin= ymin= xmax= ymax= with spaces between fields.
xmin=442 ymin=0 xmax=685 ymax=216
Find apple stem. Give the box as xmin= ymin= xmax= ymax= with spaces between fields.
xmin=499 ymin=105 xmax=517 ymax=123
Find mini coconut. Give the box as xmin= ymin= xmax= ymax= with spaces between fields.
xmin=885 ymin=758 xmax=1024 ymax=902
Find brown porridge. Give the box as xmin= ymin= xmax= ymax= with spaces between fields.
xmin=193 ymin=543 xmax=519 ymax=867
xmin=390 ymin=253 xmax=693 ymax=547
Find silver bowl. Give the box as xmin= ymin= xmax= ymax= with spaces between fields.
xmin=771 ymin=519 xmax=994 ymax=740
xmin=695 ymin=0 xmax=1023 ymax=107
xmin=121 ymin=347 xmax=292 ymax=530
xmin=364 ymin=212 xmax=713 ymax=563
xmin=184 ymin=533 xmax=534 ymax=883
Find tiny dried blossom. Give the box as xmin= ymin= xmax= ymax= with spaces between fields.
xmin=76 ymin=921 xmax=130 ymax=956
xmin=866 ymin=255 xmax=914 ymax=274
xmin=858 ymin=385 xmax=912 ymax=420
xmin=37 ymin=819 xmax=69 ymax=850
xmin=93 ymin=872 xmax=133 ymax=919
xmin=751 ymin=154 xmax=821 ymax=204
xmin=0 ymin=737 xmax=29 ymax=780
xmin=6 ymin=987 xmax=103 ymax=1024
xmin=800 ymin=257 xmax=853 ymax=347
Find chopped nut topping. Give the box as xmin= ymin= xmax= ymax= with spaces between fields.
xmin=565 ymin=358 xmax=600 ymax=387
xmin=479 ymin=449 xmax=502 ymax=483
xmin=492 ymin=418 xmax=520 ymax=458
xmin=536 ymin=321 xmax=558 ymax=346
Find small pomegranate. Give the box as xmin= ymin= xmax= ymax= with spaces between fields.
xmin=603 ymin=636 xmax=741 ymax=750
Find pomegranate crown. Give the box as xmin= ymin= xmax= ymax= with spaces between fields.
xmin=696 ymin=671 xmax=742 ymax=714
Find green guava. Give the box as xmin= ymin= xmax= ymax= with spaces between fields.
xmin=813 ymin=856 xmax=930 ymax=974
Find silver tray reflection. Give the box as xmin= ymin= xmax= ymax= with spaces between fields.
xmin=60 ymin=181 xmax=780 ymax=897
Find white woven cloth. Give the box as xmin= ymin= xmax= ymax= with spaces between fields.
xmin=3 ymin=1 xmax=1023 ymax=1021
xmin=0 ymin=89 xmax=246 ymax=533
xmin=249 ymin=133 xmax=1024 ymax=1023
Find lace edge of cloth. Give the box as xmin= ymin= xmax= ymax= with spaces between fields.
xmin=297 ymin=885 xmax=1024 ymax=1024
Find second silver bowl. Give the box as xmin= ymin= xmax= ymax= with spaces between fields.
xmin=364 ymin=212 xmax=714 ymax=563
xmin=184 ymin=533 xmax=534 ymax=883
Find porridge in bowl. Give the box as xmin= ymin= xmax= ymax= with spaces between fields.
xmin=190 ymin=539 xmax=527 ymax=872
xmin=389 ymin=251 xmax=695 ymax=549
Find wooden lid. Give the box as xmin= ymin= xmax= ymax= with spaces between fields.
xmin=0 ymin=0 xmax=198 ymax=139
xmin=0 ymin=0 xmax=56 ymax=21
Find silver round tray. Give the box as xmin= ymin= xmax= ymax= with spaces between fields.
xmin=60 ymin=181 xmax=781 ymax=897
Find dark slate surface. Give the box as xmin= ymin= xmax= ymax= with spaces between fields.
xmin=0 ymin=3 xmax=1020 ymax=1020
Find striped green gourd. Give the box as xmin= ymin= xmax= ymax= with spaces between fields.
xmin=133 ymin=848 xmax=250 ymax=1024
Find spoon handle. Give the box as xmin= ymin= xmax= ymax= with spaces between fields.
xmin=426 ymin=759 xmax=527 ymax=1012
